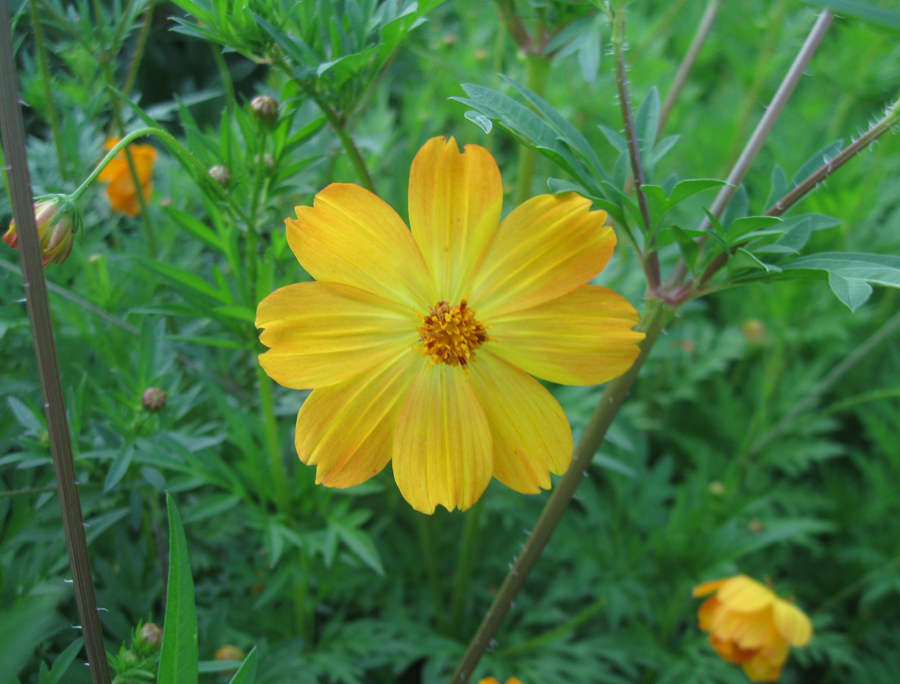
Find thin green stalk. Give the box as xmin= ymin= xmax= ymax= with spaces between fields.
xmin=658 ymin=0 xmax=722 ymax=134
xmin=0 ymin=1 xmax=110 ymax=681
xmin=495 ymin=597 xmax=607 ymax=657
xmin=743 ymin=308 xmax=900 ymax=460
xmin=448 ymin=298 xmax=675 ymax=683
xmin=256 ymin=364 xmax=288 ymax=512
xmin=450 ymin=497 xmax=485 ymax=637
xmin=0 ymin=485 xmax=61 ymax=499
xmin=665 ymin=9 xmax=834 ymax=292
xmin=30 ymin=0 xmax=67 ymax=180
xmin=245 ymin=125 xmax=269 ymax=302
xmin=514 ymin=53 xmax=549 ymax=206
xmin=122 ymin=0 xmax=154 ymax=97
xmin=611 ymin=4 xmax=660 ymax=293
xmin=416 ymin=513 xmax=444 ymax=627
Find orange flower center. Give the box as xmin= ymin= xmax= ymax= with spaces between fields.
xmin=417 ymin=299 xmax=489 ymax=368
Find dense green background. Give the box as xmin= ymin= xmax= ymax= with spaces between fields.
xmin=2 ymin=1 xmax=899 ymax=682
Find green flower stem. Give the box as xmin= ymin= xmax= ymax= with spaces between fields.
xmin=611 ymin=4 xmax=660 ymax=293
xmin=122 ymin=0 xmax=154 ymax=97
xmin=245 ymin=126 xmax=269 ymax=304
xmin=30 ymin=0 xmax=67 ymax=181
xmin=416 ymin=514 xmax=445 ymax=627
xmin=744 ymin=307 xmax=900 ymax=461
xmin=665 ymin=9 xmax=834 ymax=292
xmin=256 ymin=364 xmax=288 ymax=512
xmin=448 ymin=297 xmax=675 ymax=684
xmin=513 ymin=53 xmax=550 ymax=206
xmin=658 ymin=0 xmax=722 ymax=134
xmin=450 ymin=496 xmax=486 ymax=637
xmin=0 ymin=3 xmax=111 ymax=682
xmin=495 ymin=596 xmax=607 ymax=658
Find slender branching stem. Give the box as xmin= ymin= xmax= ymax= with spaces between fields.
xmin=30 ymin=0 xmax=67 ymax=181
xmin=696 ymin=94 xmax=900 ymax=289
xmin=0 ymin=3 xmax=111 ymax=681
xmin=122 ymin=0 xmax=155 ymax=97
xmin=448 ymin=298 xmax=675 ymax=683
xmin=493 ymin=0 xmax=530 ymax=50
xmin=744 ymin=308 xmax=900 ymax=460
xmin=611 ymin=5 xmax=661 ymax=292
xmin=666 ymin=10 xmax=834 ymax=291
xmin=658 ymin=0 xmax=722 ymax=134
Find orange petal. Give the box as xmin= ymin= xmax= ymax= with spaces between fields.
xmin=773 ymin=598 xmax=813 ymax=646
xmin=697 ymin=596 xmax=723 ymax=629
xmin=742 ymin=641 xmax=789 ymax=682
xmin=294 ymin=351 xmax=419 ymax=487
xmin=709 ymin=634 xmax=757 ymax=665
xmin=392 ymin=362 xmax=492 ymax=513
xmin=257 ymin=281 xmax=417 ymax=389
xmin=468 ymin=351 xmax=572 ymax=493
xmin=477 ymin=679 xmax=501 ymax=684
xmin=732 ymin=607 xmax=778 ymax=649
xmin=716 ymin=575 xmax=777 ymax=612
xmin=286 ymin=183 xmax=435 ymax=310
xmin=469 ymin=193 xmax=615 ymax=319
xmin=408 ymin=137 xmax=502 ymax=301
xmin=487 ymin=285 xmax=644 ymax=385
xmin=694 ymin=578 xmax=731 ymax=598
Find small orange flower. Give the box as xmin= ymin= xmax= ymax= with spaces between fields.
xmin=3 ymin=197 xmax=78 ymax=267
xmin=98 ymin=138 xmax=157 ymax=217
xmin=693 ymin=575 xmax=812 ymax=682
xmin=478 ymin=679 xmax=522 ymax=684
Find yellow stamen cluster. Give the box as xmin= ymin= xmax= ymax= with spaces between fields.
xmin=417 ymin=299 xmax=489 ymax=368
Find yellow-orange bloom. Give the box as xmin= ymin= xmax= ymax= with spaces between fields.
xmin=256 ymin=137 xmax=644 ymax=513
xmin=479 ymin=678 xmax=523 ymax=684
xmin=693 ymin=575 xmax=813 ymax=682
xmin=98 ymin=138 xmax=157 ymax=217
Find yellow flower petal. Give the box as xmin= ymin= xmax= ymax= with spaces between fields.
xmin=694 ymin=579 xmax=731 ymax=598
xmin=392 ymin=362 xmax=492 ymax=513
xmin=469 ymin=192 xmax=615 ymax=319
xmin=408 ymin=137 xmax=502 ymax=301
xmin=488 ymin=285 xmax=644 ymax=385
xmin=773 ymin=599 xmax=813 ymax=646
xmin=742 ymin=640 xmax=789 ymax=682
xmin=295 ymin=351 xmax=419 ymax=487
xmin=477 ymin=679 xmax=501 ymax=684
xmin=468 ymin=351 xmax=572 ymax=493
xmin=286 ymin=183 xmax=436 ymax=309
xmin=717 ymin=575 xmax=777 ymax=613
xmin=257 ymin=281 xmax=417 ymax=389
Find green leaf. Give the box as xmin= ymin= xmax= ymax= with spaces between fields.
xmin=104 ymin=442 xmax=135 ymax=493
xmin=329 ymin=519 xmax=385 ymax=576
xmin=159 ymin=494 xmax=199 ymax=684
xmin=729 ymin=248 xmax=782 ymax=275
xmin=764 ymin=165 xmax=788 ymax=210
xmin=671 ymin=226 xmax=699 ymax=273
xmin=792 ymin=140 xmax=843 ymax=186
xmin=667 ymin=178 xmax=727 ymax=207
xmin=633 ymin=86 xmax=660 ymax=153
xmin=779 ymin=252 xmax=900 ymax=311
xmin=226 ymin=647 xmax=259 ymax=684
xmin=136 ymin=258 xmax=228 ymax=304
xmin=0 ymin=594 xmax=61 ymax=684
xmin=798 ymin=0 xmax=900 ymax=32
xmin=41 ymin=637 xmax=84 ymax=684
xmin=727 ymin=215 xmax=783 ymax=241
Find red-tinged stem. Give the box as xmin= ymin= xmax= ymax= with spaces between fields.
xmin=0 ymin=2 xmax=111 ymax=682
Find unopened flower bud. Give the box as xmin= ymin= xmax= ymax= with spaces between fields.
xmin=136 ymin=622 xmax=163 ymax=653
xmin=3 ymin=197 xmax=80 ymax=267
xmin=742 ymin=319 xmax=767 ymax=346
xmin=209 ymin=165 xmax=231 ymax=188
xmin=748 ymin=518 xmax=764 ymax=533
xmin=708 ymin=481 xmax=725 ymax=496
xmin=121 ymin=650 xmax=139 ymax=667
xmin=216 ymin=645 xmax=245 ymax=675
xmin=250 ymin=95 xmax=278 ymax=127
xmin=253 ymin=152 xmax=276 ymax=170
xmin=142 ymin=387 xmax=167 ymax=412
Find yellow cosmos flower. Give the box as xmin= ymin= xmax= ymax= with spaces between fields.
xmin=98 ymin=138 xmax=157 ymax=217
xmin=479 ymin=678 xmax=523 ymax=684
xmin=693 ymin=575 xmax=813 ymax=682
xmin=256 ymin=137 xmax=644 ymax=513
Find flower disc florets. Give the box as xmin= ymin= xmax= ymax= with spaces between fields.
xmin=417 ymin=299 xmax=489 ymax=368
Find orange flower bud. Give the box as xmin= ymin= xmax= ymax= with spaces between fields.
xmin=215 ymin=645 xmax=246 ymax=675
xmin=693 ymin=575 xmax=812 ymax=682
xmin=98 ymin=138 xmax=157 ymax=217
xmin=3 ymin=197 xmax=79 ymax=267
